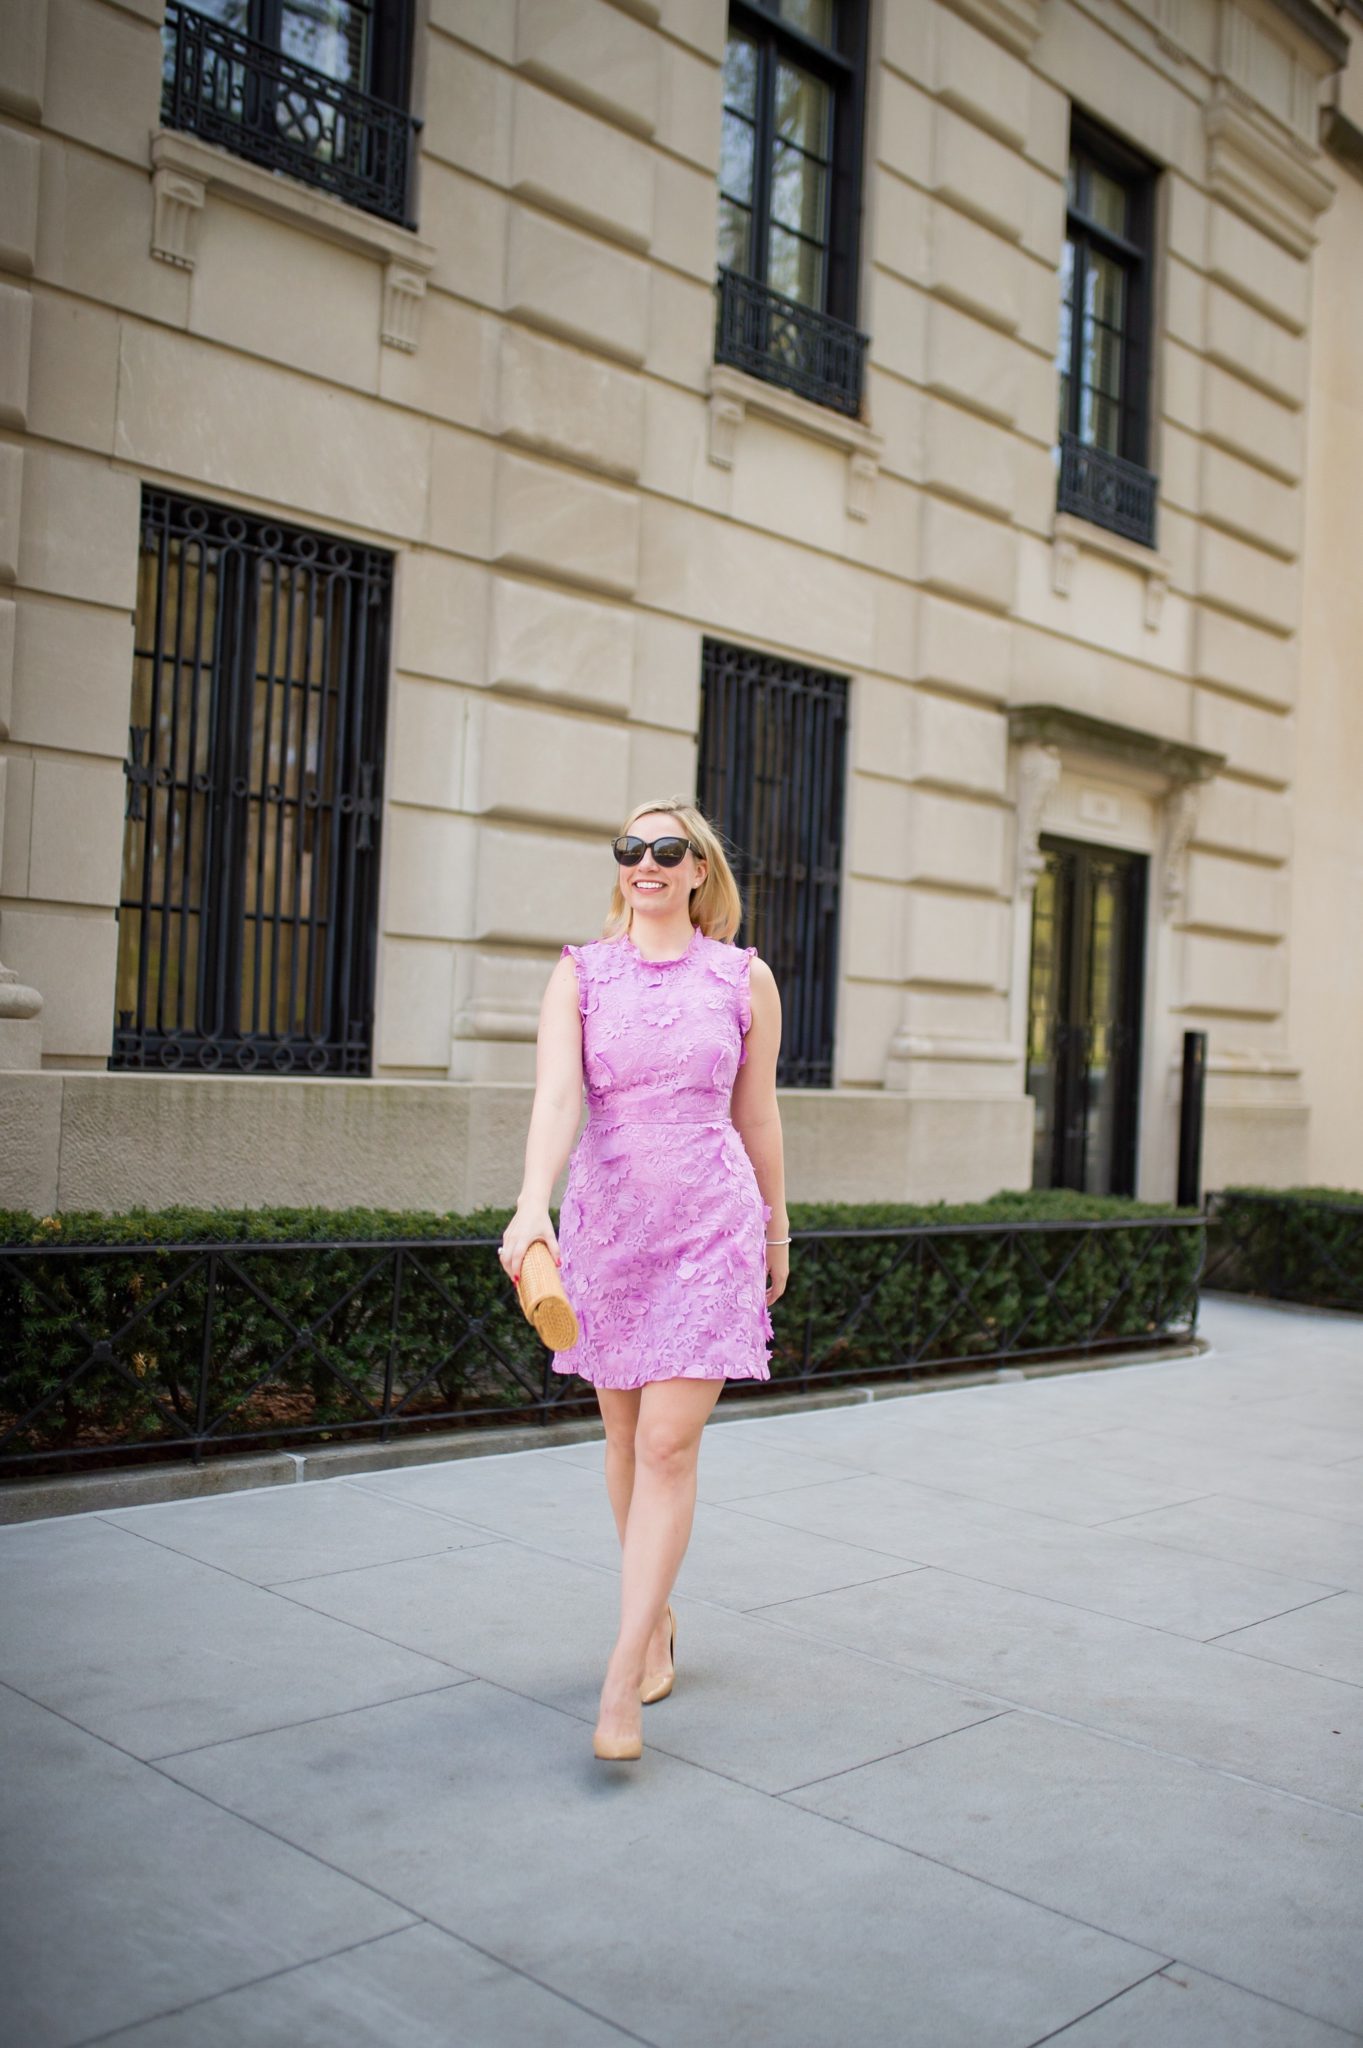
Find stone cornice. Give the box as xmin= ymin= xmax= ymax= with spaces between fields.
xmin=1008 ymin=706 xmax=1226 ymax=785
xmin=1265 ymin=0 xmax=1349 ymax=67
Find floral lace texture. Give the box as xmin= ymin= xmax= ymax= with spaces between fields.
xmin=553 ymin=928 xmax=773 ymax=1388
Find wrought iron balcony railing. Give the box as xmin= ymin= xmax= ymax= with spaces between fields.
xmin=161 ymin=1 xmax=418 ymax=229
xmin=715 ymin=268 xmax=868 ymax=418
xmin=1057 ymin=431 xmax=1158 ymax=548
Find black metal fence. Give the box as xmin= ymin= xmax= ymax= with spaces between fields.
xmin=113 ymin=491 xmax=390 ymax=1077
xmin=161 ymin=0 xmax=418 ymax=228
xmin=714 ymin=267 xmax=868 ymax=417
xmin=1204 ymin=1189 xmax=1363 ymax=1314
xmin=698 ymin=639 xmax=848 ymax=1088
xmin=1056 ymin=430 xmax=1158 ymax=547
xmin=0 ymin=1215 xmax=1202 ymax=1479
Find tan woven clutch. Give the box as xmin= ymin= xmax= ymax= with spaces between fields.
xmin=516 ymin=1239 xmax=579 ymax=1352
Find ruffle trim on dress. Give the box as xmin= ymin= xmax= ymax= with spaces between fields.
xmin=698 ymin=940 xmax=758 ymax=1064
xmin=550 ymin=1357 xmax=772 ymax=1387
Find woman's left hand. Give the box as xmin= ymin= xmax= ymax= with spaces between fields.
xmin=765 ymin=1242 xmax=789 ymax=1309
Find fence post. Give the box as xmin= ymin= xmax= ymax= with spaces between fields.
xmin=1177 ymin=1030 xmax=1207 ymax=1209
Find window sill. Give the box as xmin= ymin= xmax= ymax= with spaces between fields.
xmin=706 ymin=363 xmax=884 ymax=521
xmin=149 ymin=129 xmax=436 ymax=352
xmin=1052 ymin=510 xmax=1171 ymax=630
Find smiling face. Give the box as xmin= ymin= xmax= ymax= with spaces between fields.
xmin=623 ymin=810 xmax=708 ymax=923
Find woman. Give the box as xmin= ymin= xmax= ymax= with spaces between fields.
xmin=498 ymin=799 xmax=790 ymax=1763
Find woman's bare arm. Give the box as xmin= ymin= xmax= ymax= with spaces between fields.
xmin=503 ymin=955 xmax=584 ymax=1277
xmin=729 ymin=957 xmax=789 ymax=1306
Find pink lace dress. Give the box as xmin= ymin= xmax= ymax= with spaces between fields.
xmin=554 ymin=926 xmax=774 ymax=1389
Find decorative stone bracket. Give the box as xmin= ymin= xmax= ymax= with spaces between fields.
xmin=148 ymin=129 xmax=436 ymax=353
xmin=706 ymin=363 xmax=884 ymax=522
xmin=1009 ymin=705 xmax=1227 ymax=921
xmin=1051 ymin=511 xmax=1171 ymax=631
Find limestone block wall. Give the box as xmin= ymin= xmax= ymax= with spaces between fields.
xmin=1291 ymin=18 xmax=1363 ymax=1188
xmin=0 ymin=0 xmax=1357 ymax=1213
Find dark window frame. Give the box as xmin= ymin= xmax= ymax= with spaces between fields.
xmin=161 ymin=0 xmax=418 ymax=228
xmin=1026 ymin=835 xmax=1147 ymax=1198
xmin=1057 ymin=114 xmax=1159 ymax=547
xmin=113 ymin=488 xmax=392 ymax=1079
xmin=716 ymin=0 xmax=869 ymax=415
xmin=697 ymin=635 xmax=849 ymax=1089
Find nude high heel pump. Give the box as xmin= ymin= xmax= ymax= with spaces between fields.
xmin=641 ymin=1605 xmax=676 ymax=1707
xmin=592 ymin=1724 xmax=643 ymax=1762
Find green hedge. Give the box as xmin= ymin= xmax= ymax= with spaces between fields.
xmin=1206 ymin=1186 xmax=1363 ymax=1312
xmin=0 ymin=1192 xmax=1202 ymax=1473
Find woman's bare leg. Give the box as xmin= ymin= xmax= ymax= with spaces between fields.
xmin=594 ymin=1377 xmax=722 ymax=1749
xmin=595 ymin=1385 xmax=672 ymax=1691
xmin=595 ymin=1387 xmax=641 ymax=1543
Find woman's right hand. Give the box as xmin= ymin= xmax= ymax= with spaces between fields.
xmin=498 ymin=1205 xmax=560 ymax=1286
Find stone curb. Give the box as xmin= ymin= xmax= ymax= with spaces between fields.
xmin=0 ymin=1337 xmax=1207 ymax=1526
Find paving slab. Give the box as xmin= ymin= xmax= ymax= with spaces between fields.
xmin=353 ymin=1457 xmax=917 ymax=1610
xmin=91 ymin=1922 xmax=637 ymax=2047
xmin=278 ymin=1537 xmax=1001 ymax=1795
xmin=1215 ymin=1590 xmax=1363 ymax=1687
xmin=160 ymin=1682 xmax=1161 ymax=2048
xmin=755 ymin=1567 xmax=1363 ymax=1809
xmin=0 ymin=1514 xmax=467 ymax=1758
xmin=0 ymin=1684 xmax=415 ymax=2048
xmin=729 ymin=1471 xmax=1334 ymax=1637
xmin=545 ymin=1429 xmax=856 ymax=1504
xmin=101 ymin=1477 xmax=499 ymax=1586
xmin=1105 ymin=1492 xmax=1363 ymax=1589
xmin=786 ymin=1710 xmax=1363 ymax=2035
xmin=1033 ymin=1964 xmax=1360 ymax=2046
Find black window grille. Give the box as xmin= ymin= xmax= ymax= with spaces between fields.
xmin=697 ymin=638 xmax=848 ymax=1088
xmin=1057 ymin=116 xmax=1158 ymax=547
xmin=716 ymin=0 xmax=868 ymax=414
xmin=161 ymin=0 xmax=418 ymax=228
xmin=114 ymin=490 xmax=392 ymax=1077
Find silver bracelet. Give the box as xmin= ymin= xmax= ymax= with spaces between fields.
xmin=765 ymin=1236 xmax=792 ymax=1245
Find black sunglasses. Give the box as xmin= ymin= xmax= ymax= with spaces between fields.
xmin=612 ymin=835 xmax=700 ymax=868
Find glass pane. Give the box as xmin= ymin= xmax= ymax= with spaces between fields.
xmin=768 ymin=223 xmax=824 ymax=307
xmin=720 ymin=107 xmax=755 ymax=205
xmin=770 ymin=139 xmax=827 ymax=239
xmin=1081 ymin=160 xmax=1128 ymax=237
xmin=1026 ymin=856 xmax=1066 ymax=1190
xmin=1081 ymin=321 xmax=1122 ymax=401
xmin=1083 ymin=250 xmax=1126 ymax=331
xmin=718 ymin=195 xmax=752 ymax=275
xmin=1083 ymin=864 xmax=1120 ymax=1195
xmin=776 ymin=60 xmax=831 ymax=156
xmin=723 ymin=29 xmax=758 ymax=119
xmin=780 ymin=0 xmax=836 ymax=44
xmin=1079 ymin=386 xmax=1120 ymax=454
xmin=280 ymin=0 xmax=371 ymax=89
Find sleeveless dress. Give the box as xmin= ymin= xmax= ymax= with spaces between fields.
xmin=553 ymin=926 xmax=774 ymax=1389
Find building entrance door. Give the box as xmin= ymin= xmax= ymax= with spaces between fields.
xmin=1026 ymin=836 xmax=1147 ymax=1195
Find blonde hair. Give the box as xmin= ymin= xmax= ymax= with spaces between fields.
xmin=602 ymin=797 xmax=744 ymax=943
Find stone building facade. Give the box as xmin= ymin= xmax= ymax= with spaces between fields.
xmin=0 ymin=0 xmax=1359 ymax=1214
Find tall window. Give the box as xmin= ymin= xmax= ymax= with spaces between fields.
xmin=161 ymin=0 xmax=417 ymax=226
xmin=697 ymin=639 xmax=848 ymax=1087
xmin=114 ymin=491 xmax=392 ymax=1077
xmin=715 ymin=0 xmax=868 ymax=416
xmin=1056 ymin=117 xmax=1157 ymax=547
xmin=1026 ymin=839 xmax=1146 ymax=1196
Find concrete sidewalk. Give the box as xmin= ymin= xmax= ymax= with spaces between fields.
xmin=2 ymin=1294 xmax=1361 ymax=2047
